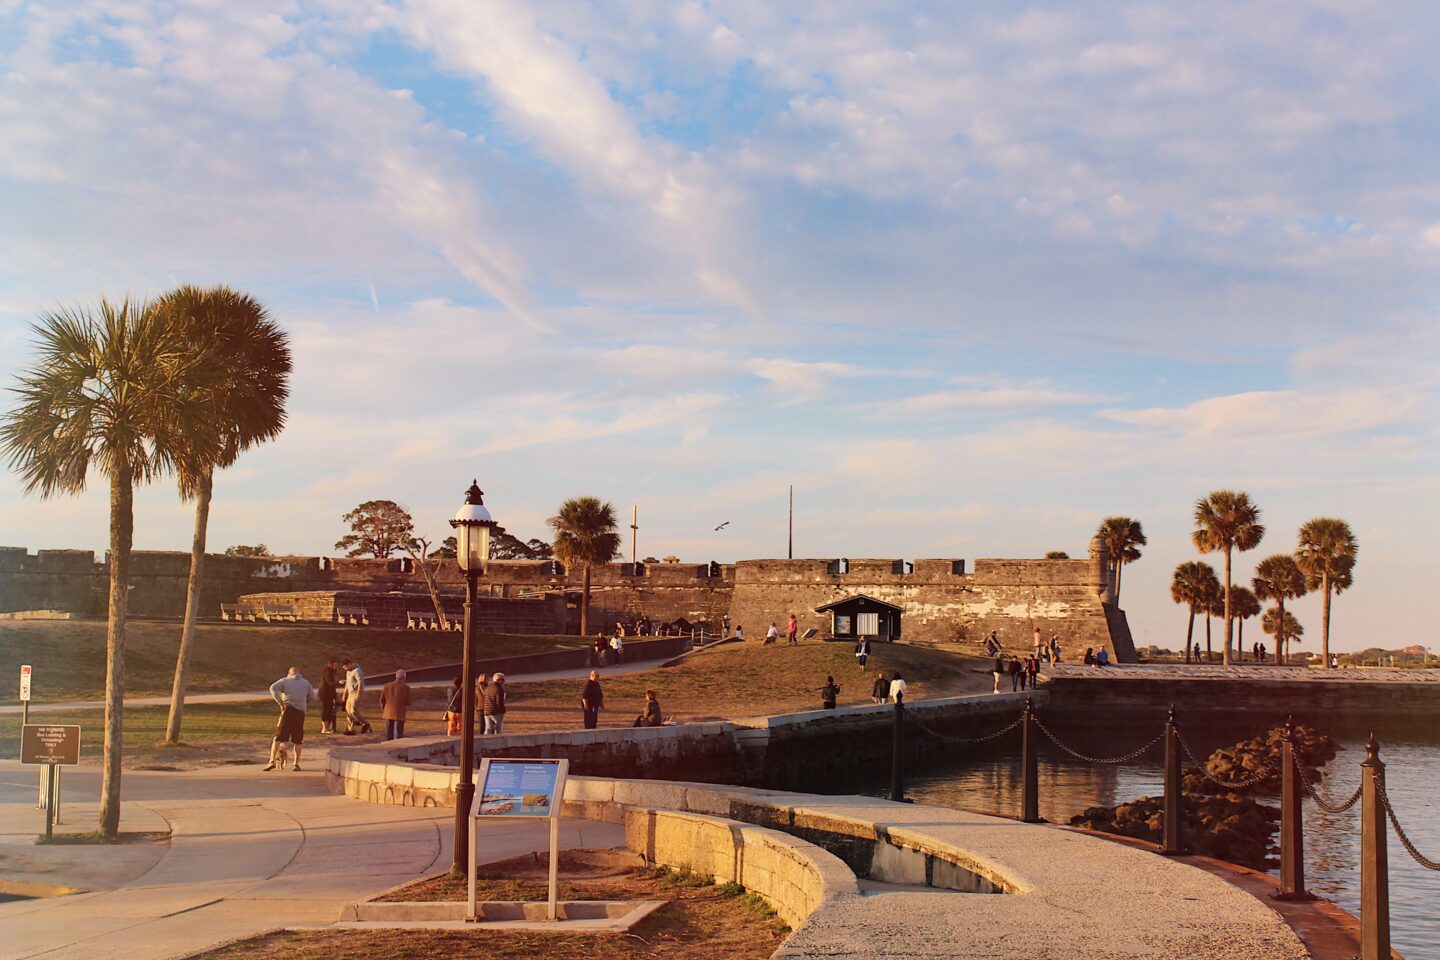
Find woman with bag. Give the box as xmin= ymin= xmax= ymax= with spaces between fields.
xmin=445 ymin=675 xmax=463 ymax=736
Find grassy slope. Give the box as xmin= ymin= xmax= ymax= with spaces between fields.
xmin=0 ymin=619 xmax=584 ymax=703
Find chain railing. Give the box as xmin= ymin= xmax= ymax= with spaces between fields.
xmin=1177 ymin=730 xmax=1277 ymax=790
xmin=908 ymin=711 xmax=1024 ymax=745
xmin=1377 ymin=780 xmax=1440 ymax=872
xmin=1292 ymin=750 xmax=1363 ymax=814
xmin=1033 ymin=717 xmax=1164 ymax=765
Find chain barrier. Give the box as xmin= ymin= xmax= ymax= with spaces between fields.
xmin=908 ymin=711 xmax=1025 ymax=745
xmin=1376 ymin=781 xmax=1440 ymax=872
xmin=1032 ymin=718 xmax=1164 ymax=765
xmin=1291 ymin=752 xmax=1363 ymax=814
xmin=1176 ymin=731 xmax=1276 ymax=790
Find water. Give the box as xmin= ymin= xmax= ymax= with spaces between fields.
xmin=892 ymin=736 xmax=1440 ymax=960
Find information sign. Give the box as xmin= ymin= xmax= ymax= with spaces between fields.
xmin=21 ymin=725 xmax=81 ymax=766
xmin=19 ymin=664 xmax=31 ymax=702
xmin=475 ymin=759 xmax=564 ymax=817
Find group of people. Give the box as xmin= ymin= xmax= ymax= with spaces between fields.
xmin=764 ymin=614 xmax=801 ymax=645
xmin=578 ymin=670 xmax=667 ymax=729
xmin=263 ymin=658 xmax=410 ymax=770
xmin=593 ymin=632 xmax=625 ymax=666
xmin=1081 ymin=646 xmax=1112 ymax=667
xmin=983 ymin=629 xmax=1065 ymax=664
xmin=992 ymin=654 xmax=1041 ymax=693
xmin=444 ymin=672 xmax=509 ymax=735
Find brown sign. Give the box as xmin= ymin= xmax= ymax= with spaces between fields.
xmin=20 ymin=725 xmax=80 ymax=765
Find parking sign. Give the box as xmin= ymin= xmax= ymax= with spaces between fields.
xmin=19 ymin=664 xmax=31 ymax=702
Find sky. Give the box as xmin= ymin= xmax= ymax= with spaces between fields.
xmin=0 ymin=1 xmax=1436 ymax=652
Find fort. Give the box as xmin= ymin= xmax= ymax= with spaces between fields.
xmin=0 ymin=536 xmax=1136 ymax=659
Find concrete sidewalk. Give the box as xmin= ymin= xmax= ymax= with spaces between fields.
xmin=0 ymin=758 xmax=623 ymax=960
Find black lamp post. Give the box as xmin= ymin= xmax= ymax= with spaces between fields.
xmin=450 ymin=479 xmax=495 ymax=873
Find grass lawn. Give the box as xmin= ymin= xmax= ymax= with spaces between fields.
xmin=0 ymin=619 xmax=584 ymax=703
xmin=192 ymin=851 xmax=787 ymax=960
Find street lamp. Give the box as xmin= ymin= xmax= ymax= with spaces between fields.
xmin=450 ymin=479 xmax=495 ymax=872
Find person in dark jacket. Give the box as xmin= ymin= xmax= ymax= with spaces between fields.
xmin=481 ymin=673 xmax=506 ymax=735
xmin=634 ymin=689 xmax=663 ymax=727
xmin=445 ymin=675 xmax=463 ymax=736
xmin=871 ymin=672 xmax=889 ymax=704
xmin=819 ymin=675 xmax=840 ymax=709
xmin=319 ymin=659 xmax=340 ymax=734
xmin=1009 ymin=656 xmax=1023 ymax=691
xmin=593 ymin=633 xmax=608 ymax=667
xmin=1026 ymin=656 xmax=1040 ymax=688
xmin=580 ymin=670 xmax=603 ymax=729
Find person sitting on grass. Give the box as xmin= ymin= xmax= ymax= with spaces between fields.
xmin=634 ymin=688 xmax=664 ymax=727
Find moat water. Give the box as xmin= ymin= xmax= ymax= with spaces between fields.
xmin=883 ymin=732 xmax=1440 ymax=960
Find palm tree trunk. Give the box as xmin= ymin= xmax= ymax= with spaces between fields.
xmin=1321 ymin=573 xmax=1332 ymax=668
xmin=1222 ymin=546 xmax=1233 ymax=666
xmin=1113 ymin=560 xmax=1123 ymax=606
xmin=580 ymin=563 xmax=591 ymax=636
xmin=1237 ymin=617 xmax=1244 ymax=656
xmin=1277 ymin=598 xmax=1286 ymax=665
xmin=165 ymin=472 xmax=212 ymax=745
xmin=1185 ymin=607 xmax=1195 ymax=663
xmin=100 ymin=464 xmax=132 ymax=838
xmin=1204 ymin=614 xmax=1212 ymax=662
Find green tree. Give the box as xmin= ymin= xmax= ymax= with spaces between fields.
xmin=429 ymin=536 xmax=458 ymax=559
xmin=162 ymin=286 xmax=291 ymax=745
xmin=1192 ymin=491 xmax=1265 ymax=666
xmin=1044 ymin=550 xmax=1070 ymax=560
xmin=549 ymin=497 xmax=621 ymax=635
xmin=0 ymin=298 xmax=222 ymax=836
xmin=1295 ymin=518 xmax=1357 ymax=670
xmin=1096 ymin=516 xmax=1146 ymax=605
xmin=1170 ymin=560 xmax=1218 ymax=664
xmin=1262 ymin=606 xmax=1303 ymax=653
xmin=1228 ymin=585 xmax=1261 ymax=656
xmin=1252 ymin=554 xmax=1307 ymax=664
xmin=491 ymin=526 xmax=556 ymax=560
xmin=335 ymin=500 xmax=417 ymax=558
xmin=224 ymin=544 xmax=272 ymax=557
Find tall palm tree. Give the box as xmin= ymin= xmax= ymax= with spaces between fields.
xmin=1170 ymin=560 xmax=1216 ymax=664
xmin=1096 ymin=516 xmax=1146 ymax=605
xmin=548 ymin=497 xmax=621 ymax=636
xmin=1252 ymin=554 xmax=1307 ymax=664
xmin=1296 ymin=518 xmax=1357 ymax=670
xmin=0 ymin=299 xmax=221 ymax=837
xmin=1192 ymin=490 xmax=1265 ymax=665
xmin=1228 ymin=585 xmax=1261 ymax=657
xmin=1262 ymin=606 xmax=1303 ymax=654
xmin=1199 ymin=574 xmax=1224 ymax=663
xmin=161 ymin=286 xmax=291 ymax=745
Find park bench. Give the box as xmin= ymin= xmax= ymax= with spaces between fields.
xmin=406 ymin=610 xmax=439 ymax=630
xmin=334 ymin=606 xmax=369 ymax=625
xmin=219 ymin=603 xmax=241 ymax=621
xmin=262 ymin=603 xmax=298 ymax=623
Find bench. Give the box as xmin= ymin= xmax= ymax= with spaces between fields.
xmin=406 ymin=611 xmax=438 ymax=630
xmin=262 ymin=603 xmax=298 ymax=623
xmin=335 ymin=606 xmax=369 ymax=625
xmin=220 ymin=603 xmax=241 ymax=621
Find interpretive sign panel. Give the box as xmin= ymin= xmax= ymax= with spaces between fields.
xmin=21 ymin=725 xmax=80 ymax=765
xmin=475 ymin=759 xmax=564 ymax=817
xmin=19 ymin=664 xmax=31 ymax=702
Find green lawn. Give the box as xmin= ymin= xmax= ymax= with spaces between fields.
xmin=0 ymin=619 xmax=584 ymax=704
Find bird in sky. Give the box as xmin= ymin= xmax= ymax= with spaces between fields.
xmin=713 ymin=521 xmax=730 ymax=531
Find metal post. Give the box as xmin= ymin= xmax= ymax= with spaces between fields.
xmin=788 ymin=485 xmax=793 ymax=559
xmin=453 ymin=571 xmax=479 ymax=873
xmin=889 ymin=691 xmax=905 ymax=802
xmin=1161 ymin=707 xmax=1188 ymax=855
xmin=44 ymin=764 xmax=55 ymax=840
xmin=1360 ymin=734 xmax=1390 ymax=960
xmin=547 ymin=815 xmax=560 ymax=922
xmin=53 ymin=767 xmax=61 ymax=825
xmin=1274 ymin=717 xmax=1314 ymax=900
xmin=1021 ymin=698 xmax=1041 ymax=823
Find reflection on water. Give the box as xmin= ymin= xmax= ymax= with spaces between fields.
xmin=890 ymin=737 xmax=1439 ymax=960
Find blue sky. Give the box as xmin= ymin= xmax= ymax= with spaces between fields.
xmin=1 ymin=1 xmax=1436 ymax=651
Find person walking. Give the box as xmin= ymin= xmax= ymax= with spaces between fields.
xmin=594 ymin=633 xmax=608 ymax=666
xmin=609 ymin=632 xmax=624 ymax=665
xmin=263 ymin=666 xmax=316 ymax=771
xmin=319 ymin=658 xmax=340 ymax=734
xmin=1009 ymin=656 xmax=1023 ymax=691
xmin=855 ymin=637 xmax=870 ymax=670
xmin=765 ymin=622 xmax=780 ymax=645
xmin=581 ymin=670 xmax=604 ymax=729
xmin=1193 ymin=642 xmax=1202 ymax=663
xmin=481 ymin=673 xmax=507 ymax=734
xmin=380 ymin=670 xmax=412 ymax=741
xmin=342 ymin=659 xmax=371 ymax=735
xmin=786 ymin=614 xmax=799 ymax=645
xmin=992 ymin=655 xmax=1006 ymax=694
xmin=1050 ymin=636 xmax=1062 ymax=663
xmin=819 ymin=675 xmax=841 ymax=709
xmin=888 ymin=673 xmax=907 ymax=704
xmin=1033 ymin=627 xmax=1044 ymax=660
xmin=871 ymin=672 xmax=890 ymax=704
xmin=445 ymin=675 xmax=463 ymax=736
xmin=1026 ymin=655 xmax=1040 ymax=688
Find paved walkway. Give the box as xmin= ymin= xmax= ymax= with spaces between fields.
xmin=1045 ymin=663 xmax=1440 ymax=683
xmin=0 ymin=758 xmax=623 ymax=960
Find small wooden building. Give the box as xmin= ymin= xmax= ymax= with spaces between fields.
xmin=815 ymin=594 xmax=902 ymax=642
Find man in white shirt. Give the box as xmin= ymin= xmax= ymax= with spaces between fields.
xmin=609 ymin=633 xmax=624 ymax=665
xmin=264 ymin=667 xmax=316 ymax=771
xmin=342 ymin=659 xmax=372 ymax=735
xmin=765 ymin=623 xmax=780 ymax=645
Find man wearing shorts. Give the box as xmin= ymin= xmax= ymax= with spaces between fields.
xmin=264 ymin=667 xmax=316 ymax=771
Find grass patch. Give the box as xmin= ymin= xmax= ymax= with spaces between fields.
xmin=0 ymin=619 xmax=584 ymax=704
xmin=36 ymin=830 xmax=169 ymax=845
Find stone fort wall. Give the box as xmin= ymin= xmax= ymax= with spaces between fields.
xmin=0 ymin=537 xmax=1135 ymax=659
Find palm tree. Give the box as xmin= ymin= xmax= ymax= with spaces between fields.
xmin=1252 ymin=554 xmax=1307 ymax=664
xmin=1170 ymin=560 xmax=1216 ymax=664
xmin=1262 ymin=606 xmax=1303 ymax=655
xmin=1096 ymin=516 xmax=1146 ymax=605
xmin=0 ymin=299 xmax=221 ymax=836
xmin=161 ymin=286 xmax=291 ymax=745
xmin=1192 ymin=490 xmax=1265 ymax=665
xmin=1199 ymin=574 xmax=1224 ymax=663
xmin=548 ymin=497 xmax=621 ymax=636
xmin=1228 ymin=585 xmax=1261 ymax=658
xmin=1296 ymin=518 xmax=1357 ymax=670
